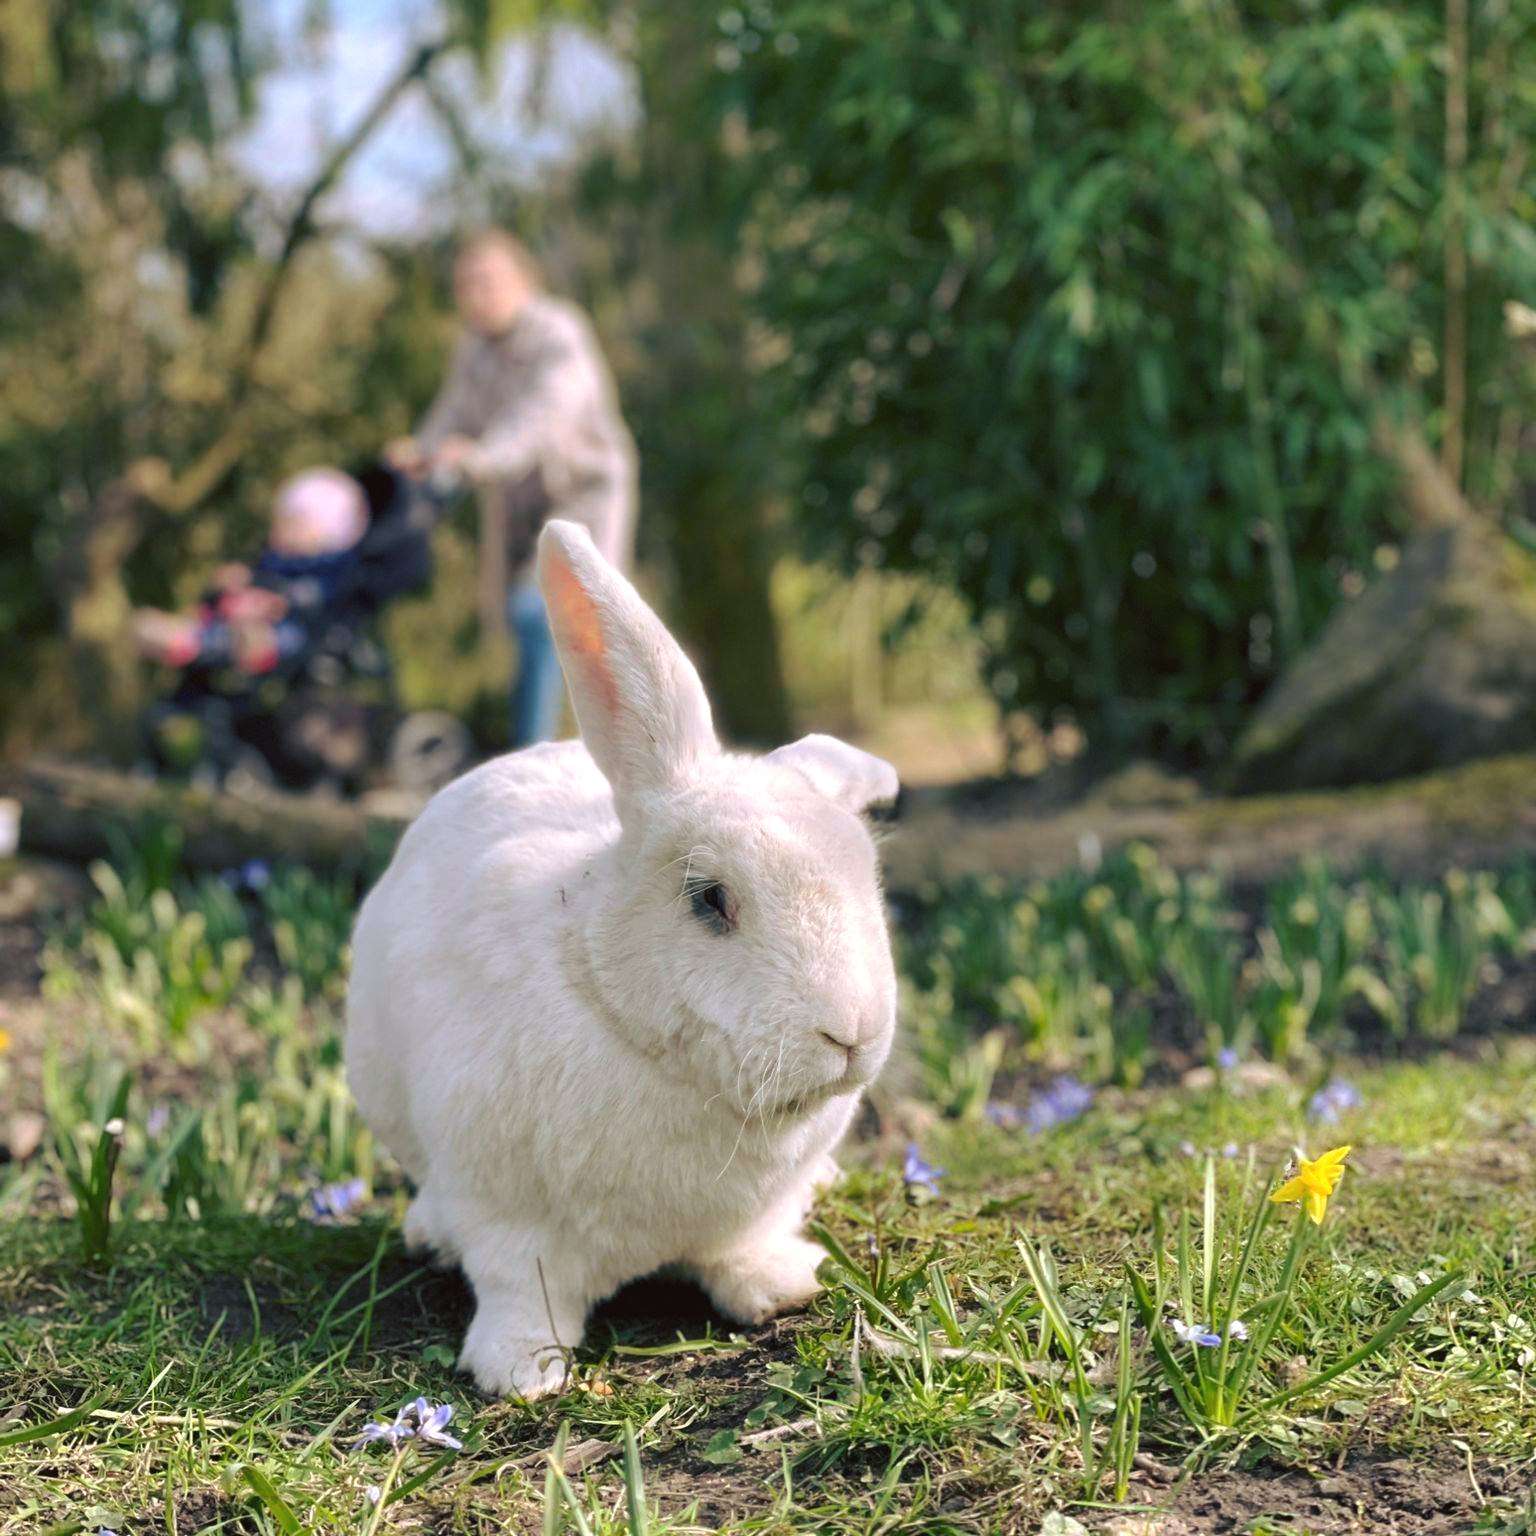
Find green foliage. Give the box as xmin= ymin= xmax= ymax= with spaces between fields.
xmin=46 ymin=1068 xmax=130 ymax=1265
xmin=1017 ymin=1239 xmax=1141 ymax=1501
xmin=807 ymin=1219 xmax=1138 ymax=1481
xmin=258 ymin=866 xmax=356 ymax=1003
xmin=902 ymin=846 xmax=1536 ymax=1093
xmin=52 ymin=861 xmax=253 ymax=1046
xmin=0 ymin=3 xmax=458 ymax=743
xmin=571 ymin=1 xmax=796 ymax=743
xmin=1373 ymin=872 xmax=1488 ymax=1039
xmin=45 ymin=831 xmax=360 ymax=1052
xmin=726 ymin=0 xmax=1536 ymax=760
xmin=31 ymin=831 xmax=365 ymax=1225
xmin=1246 ymin=860 xmax=1381 ymax=1056
xmin=538 ymin=1417 xmax=696 ymax=1536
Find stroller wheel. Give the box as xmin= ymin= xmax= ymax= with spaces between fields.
xmin=388 ymin=711 xmax=471 ymax=793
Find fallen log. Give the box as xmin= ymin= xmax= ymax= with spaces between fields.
xmin=8 ymin=750 xmax=1536 ymax=891
xmin=891 ymin=751 xmax=1536 ymax=888
xmin=7 ymin=758 xmax=412 ymax=879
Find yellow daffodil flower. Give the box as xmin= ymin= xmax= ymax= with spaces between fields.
xmin=0 ymin=1026 xmax=10 ymax=1054
xmin=1270 ymin=1145 xmax=1351 ymax=1225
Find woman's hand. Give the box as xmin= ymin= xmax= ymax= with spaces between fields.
xmin=385 ymin=436 xmax=427 ymax=476
xmin=429 ymin=435 xmax=477 ymax=476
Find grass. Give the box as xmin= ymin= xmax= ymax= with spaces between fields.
xmin=2 ymin=837 xmax=1536 ymax=1534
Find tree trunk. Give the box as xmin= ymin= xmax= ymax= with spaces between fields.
xmin=663 ymin=469 xmax=793 ymax=746
xmin=1442 ymin=0 xmax=1469 ymax=489
xmin=630 ymin=5 xmax=791 ymax=747
xmin=50 ymin=478 xmax=150 ymax=762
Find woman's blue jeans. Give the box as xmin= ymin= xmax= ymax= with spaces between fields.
xmin=507 ymin=580 xmax=566 ymax=747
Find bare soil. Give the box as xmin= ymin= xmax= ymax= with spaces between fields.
xmin=1124 ymin=1450 xmax=1528 ymax=1535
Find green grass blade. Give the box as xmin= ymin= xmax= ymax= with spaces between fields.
xmin=811 ymin=1223 xmax=918 ymax=1338
xmin=543 ymin=1462 xmax=562 ymax=1536
xmin=1211 ymin=1179 xmax=1276 ymax=1421
xmin=1250 ymin=1268 xmax=1466 ymax=1416
xmin=1227 ymin=1210 xmax=1312 ymax=1408
xmin=1222 ymin=1183 xmax=1276 ymax=1327
xmin=543 ymin=1422 xmax=570 ymax=1536
xmin=1150 ymin=1201 xmax=1169 ymax=1304
xmin=547 ymin=1463 xmax=598 ymax=1536
xmin=240 ymin=1462 xmax=303 ymax=1535
xmin=623 ymin=1420 xmax=648 ymax=1536
xmin=0 ymin=1394 xmax=110 ymax=1449
xmin=1126 ymin=1266 xmax=1199 ymax=1424
xmin=389 ymin=1451 xmax=463 ymax=1506
xmin=129 ymin=1110 xmax=203 ymax=1220
xmin=806 ymin=1220 xmax=863 ymax=1282
xmin=926 ymin=1262 xmax=965 ymax=1348
xmin=1201 ymin=1156 xmax=1216 ymax=1318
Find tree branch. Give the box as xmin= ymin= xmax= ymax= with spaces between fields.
xmin=422 ymin=70 xmax=484 ymax=179
xmin=132 ymin=34 xmax=453 ymax=523
xmin=236 ymin=35 xmax=452 ymax=397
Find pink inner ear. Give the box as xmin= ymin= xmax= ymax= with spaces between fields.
xmin=545 ymin=553 xmax=619 ymax=716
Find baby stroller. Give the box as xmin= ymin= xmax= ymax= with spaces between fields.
xmin=144 ymin=463 xmax=471 ymax=797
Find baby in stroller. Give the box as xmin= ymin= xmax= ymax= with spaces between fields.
xmin=136 ymin=465 xmax=465 ymax=795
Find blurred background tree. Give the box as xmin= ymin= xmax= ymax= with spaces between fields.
xmin=722 ymin=0 xmax=1536 ymax=764
xmin=0 ymin=0 xmax=807 ymax=757
xmin=0 ymin=0 xmax=460 ymax=753
xmin=2 ymin=0 xmax=1533 ymax=782
xmin=570 ymin=2 xmax=793 ymax=745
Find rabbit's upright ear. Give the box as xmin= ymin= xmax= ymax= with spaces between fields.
xmin=767 ymin=734 xmax=901 ymax=820
xmin=538 ymin=520 xmax=718 ymax=804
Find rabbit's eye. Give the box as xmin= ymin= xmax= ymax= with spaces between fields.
xmin=687 ymin=879 xmax=738 ymax=935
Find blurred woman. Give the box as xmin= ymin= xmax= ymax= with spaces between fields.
xmin=388 ymin=231 xmax=638 ymax=747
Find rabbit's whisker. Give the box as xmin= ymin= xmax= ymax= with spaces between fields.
xmin=716 ymin=1046 xmax=765 ymax=1181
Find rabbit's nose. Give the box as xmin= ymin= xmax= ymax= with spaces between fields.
xmin=823 ymin=998 xmax=889 ymax=1048
xmin=818 ymin=1030 xmax=855 ymax=1064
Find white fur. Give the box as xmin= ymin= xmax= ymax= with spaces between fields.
xmin=346 ymin=520 xmax=898 ymax=1398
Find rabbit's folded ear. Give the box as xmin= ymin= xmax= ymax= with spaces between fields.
xmin=766 ymin=734 xmax=901 ymax=820
xmin=538 ymin=519 xmax=718 ymax=803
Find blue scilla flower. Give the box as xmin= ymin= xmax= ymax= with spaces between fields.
xmin=1169 ymin=1318 xmax=1223 ymax=1349
xmin=902 ymin=1143 xmax=944 ymax=1195
xmin=990 ymin=1076 xmax=1095 ymax=1136
xmin=1308 ymin=1078 xmax=1362 ymax=1125
xmin=354 ymin=1397 xmax=462 ymax=1453
xmin=308 ymin=1177 xmax=366 ymax=1222
xmin=1025 ymin=1075 xmax=1094 ymax=1134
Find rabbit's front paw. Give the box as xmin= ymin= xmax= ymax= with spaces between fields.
xmin=458 ymin=1327 xmax=570 ymax=1400
xmin=697 ymin=1234 xmax=828 ymax=1325
xmin=458 ymin=1229 xmax=589 ymax=1399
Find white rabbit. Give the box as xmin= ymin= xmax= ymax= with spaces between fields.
xmin=346 ymin=519 xmax=899 ymax=1398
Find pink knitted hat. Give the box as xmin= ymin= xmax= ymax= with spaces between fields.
xmin=270 ymin=468 xmax=368 ymax=554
